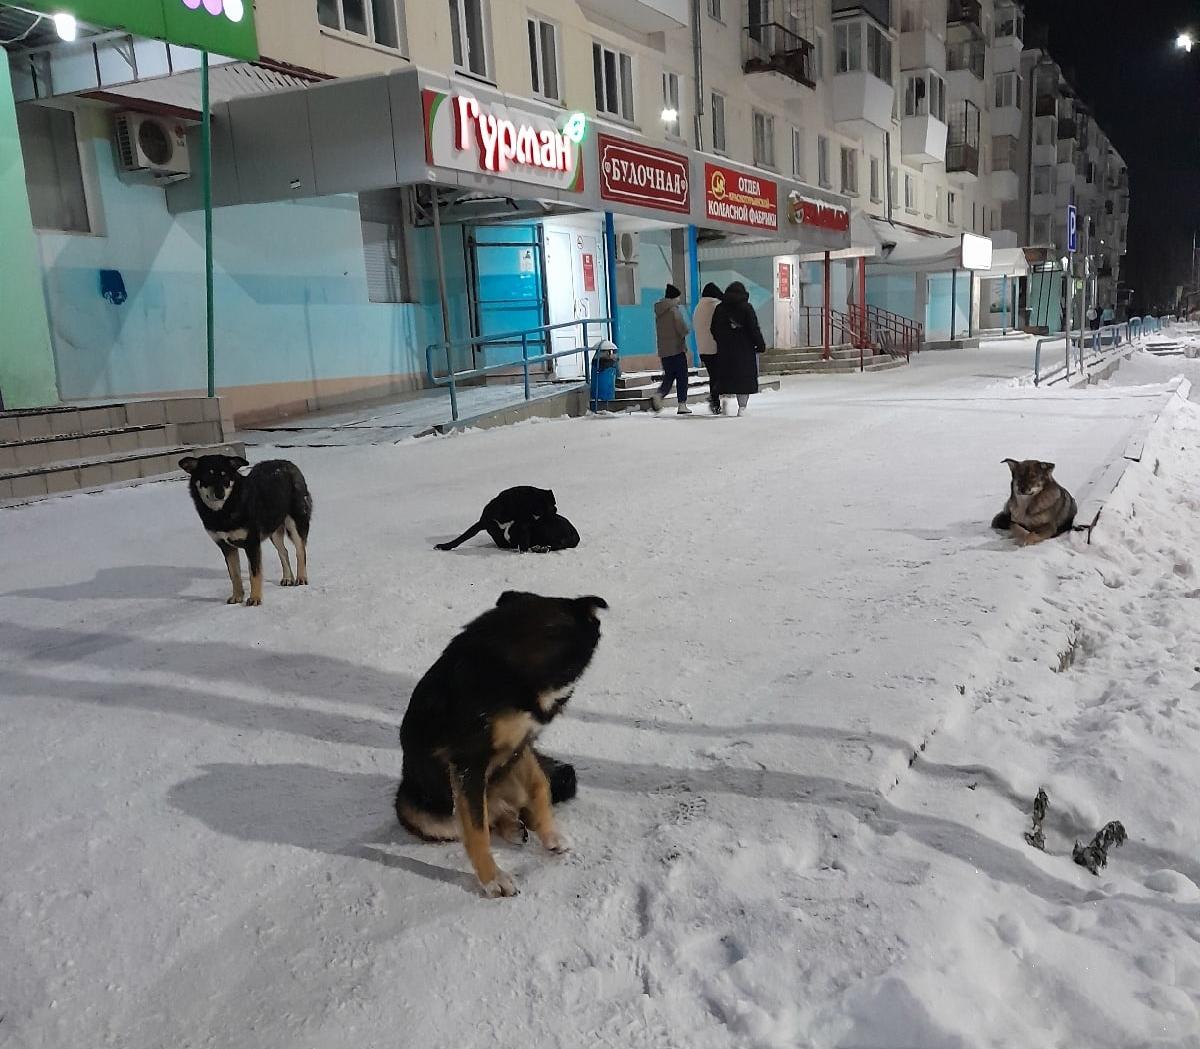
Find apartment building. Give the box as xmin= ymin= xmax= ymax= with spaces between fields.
xmin=3 ymin=0 xmax=1132 ymax=414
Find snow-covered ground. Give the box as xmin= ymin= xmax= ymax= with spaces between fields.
xmin=3 ymin=346 xmax=1199 ymax=1048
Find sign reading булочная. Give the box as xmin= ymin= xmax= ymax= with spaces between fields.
xmin=18 ymin=0 xmax=258 ymax=60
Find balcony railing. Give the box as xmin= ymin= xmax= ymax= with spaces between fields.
xmin=946 ymin=40 xmax=985 ymax=78
xmin=946 ymin=0 xmax=982 ymax=29
xmin=832 ymin=0 xmax=892 ymax=28
xmin=946 ymin=142 xmax=980 ymax=175
xmin=743 ymin=22 xmax=817 ymax=88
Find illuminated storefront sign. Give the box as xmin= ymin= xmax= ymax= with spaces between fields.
xmin=703 ymin=163 xmax=778 ymax=231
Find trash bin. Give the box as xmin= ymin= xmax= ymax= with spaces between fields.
xmin=590 ymin=340 xmax=619 ymax=406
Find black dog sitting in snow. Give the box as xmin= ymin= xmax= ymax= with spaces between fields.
xmin=435 ymin=486 xmax=577 ymax=552
xmin=394 ymin=590 xmax=606 ymax=897
xmin=180 ymin=454 xmax=312 ymax=607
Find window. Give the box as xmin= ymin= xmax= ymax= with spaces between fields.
xmin=661 ymin=71 xmax=682 ymax=136
xmin=1035 ymin=119 xmax=1054 ymax=146
xmin=947 ymin=190 xmax=957 ymax=224
xmin=318 ymin=0 xmax=403 ymax=48
xmin=16 ymin=105 xmax=90 ymax=233
xmin=593 ymin=42 xmax=634 ymax=122
xmin=1033 ymin=165 xmax=1052 ymax=195
xmin=814 ymin=30 xmax=825 ymax=79
xmin=870 ymin=155 xmax=881 ymax=201
xmin=753 ymin=110 xmax=776 ymax=168
xmin=840 ymin=146 xmax=858 ymax=195
xmin=818 ymin=135 xmax=831 ymax=187
xmin=527 ymin=17 xmax=560 ymax=102
xmin=994 ymin=71 xmax=1019 ymax=109
xmin=792 ymin=126 xmax=805 ymax=179
xmin=1032 ymin=214 xmax=1052 ymax=243
xmin=905 ymin=72 xmax=944 ymax=120
xmin=936 ymin=185 xmax=944 ymax=221
xmin=359 ymin=196 xmax=413 ymax=303
xmin=972 ymin=200 xmax=978 ymax=231
xmin=706 ymin=0 xmax=722 ymax=19
xmin=449 ymin=0 xmax=491 ymax=77
xmin=904 ymin=172 xmax=915 ymax=211
xmin=711 ymin=91 xmax=727 ymax=152
xmin=889 ymin=166 xmax=898 ymax=204
xmin=866 ymin=23 xmax=892 ymax=83
xmin=923 ymin=179 xmax=933 ymax=217
xmin=834 ymin=23 xmax=861 ymax=73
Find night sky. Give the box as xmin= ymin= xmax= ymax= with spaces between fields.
xmin=1022 ymin=0 xmax=1200 ymax=310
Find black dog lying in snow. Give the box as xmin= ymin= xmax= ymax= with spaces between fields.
xmin=435 ymin=486 xmax=578 ymax=552
xmin=180 ymin=454 xmax=312 ymax=606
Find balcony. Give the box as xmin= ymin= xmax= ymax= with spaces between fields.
xmin=991 ymin=134 xmax=1018 ymax=200
xmin=902 ymin=113 xmax=948 ymax=166
xmin=577 ymin=0 xmax=686 ymax=32
xmin=946 ymin=0 xmax=982 ymax=30
xmin=992 ymin=103 xmax=1021 ymax=138
xmin=946 ymin=142 xmax=979 ymax=181
xmin=832 ymin=70 xmax=896 ymax=131
xmin=742 ymin=22 xmax=817 ymax=97
xmin=832 ymin=0 xmax=892 ymax=28
xmin=900 ymin=25 xmax=946 ymax=71
xmin=1034 ymin=92 xmax=1057 ymax=118
xmin=1057 ymin=115 xmax=1077 ymax=140
xmin=946 ymin=40 xmax=985 ymax=79
xmin=993 ymin=4 xmax=1024 ymax=49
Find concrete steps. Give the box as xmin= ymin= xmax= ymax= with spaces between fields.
xmin=769 ymin=357 xmax=908 ymax=375
xmin=0 ymin=396 xmax=243 ymax=505
xmin=595 ymin=367 xmax=780 ymax=413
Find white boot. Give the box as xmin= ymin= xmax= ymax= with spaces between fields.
xmin=736 ymin=405 xmax=746 ymax=417
xmin=648 ymin=393 xmax=664 ymax=413
xmin=677 ymin=403 xmax=693 ymax=415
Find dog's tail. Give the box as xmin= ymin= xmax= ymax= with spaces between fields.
xmin=435 ymin=520 xmax=484 ymax=551
xmin=990 ymin=510 xmax=1012 ymax=530
xmin=536 ymin=751 xmax=578 ymax=804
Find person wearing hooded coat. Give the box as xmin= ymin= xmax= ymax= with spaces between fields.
xmin=692 ymin=282 xmax=725 ymax=414
xmin=649 ymin=283 xmax=693 ymax=414
xmin=709 ymin=281 xmax=766 ymax=416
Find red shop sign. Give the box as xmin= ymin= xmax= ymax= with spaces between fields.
xmin=703 ymin=162 xmax=778 ymax=231
xmin=582 ymin=253 xmax=596 ymax=292
xmin=778 ymin=262 xmax=791 ymax=299
xmin=598 ymin=134 xmax=690 ymax=214
xmin=787 ymin=193 xmax=851 ymax=232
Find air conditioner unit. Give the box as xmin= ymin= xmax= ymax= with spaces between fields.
xmin=113 ymin=112 xmax=191 ymax=180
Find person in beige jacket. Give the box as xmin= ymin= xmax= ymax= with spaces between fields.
xmin=649 ymin=284 xmax=693 ymax=414
xmin=692 ymin=282 xmax=724 ymax=414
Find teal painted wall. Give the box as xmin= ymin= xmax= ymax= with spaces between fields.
xmin=35 ymin=109 xmax=450 ymax=401
xmin=0 ymin=76 xmax=58 ymax=409
xmin=698 ymin=256 xmax=774 ymax=343
xmin=866 ymin=273 xmax=918 ymax=322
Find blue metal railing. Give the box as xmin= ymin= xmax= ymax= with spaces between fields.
xmin=1033 ymin=315 xmax=1163 ymax=386
xmin=426 ymin=317 xmax=611 ymax=422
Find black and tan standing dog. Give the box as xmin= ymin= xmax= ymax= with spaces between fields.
xmin=395 ymin=591 xmax=607 ymax=897
xmin=435 ymin=486 xmax=559 ymax=552
xmin=991 ymin=458 xmax=1077 ymax=545
xmin=180 ymin=454 xmax=312 ymax=606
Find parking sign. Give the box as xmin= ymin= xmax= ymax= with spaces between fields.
xmin=1067 ymin=204 xmax=1078 ymax=253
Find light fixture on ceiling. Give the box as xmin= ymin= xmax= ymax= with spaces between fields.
xmin=52 ymin=11 xmax=77 ymax=41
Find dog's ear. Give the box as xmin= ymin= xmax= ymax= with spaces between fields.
xmin=178 ymin=457 xmax=198 ymax=474
xmin=496 ymin=590 xmax=537 ymax=607
xmin=229 ymin=456 xmax=250 ymax=470
xmin=1039 ymin=461 xmax=1056 ymax=474
xmin=1002 ymin=458 xmax=1019 ymax=472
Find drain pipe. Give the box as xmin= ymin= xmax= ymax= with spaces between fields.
xmin=691 ymin=0 xmax=704 ymax=150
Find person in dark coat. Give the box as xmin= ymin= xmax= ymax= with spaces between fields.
xmin=709 ymin=281 xmax=766 ymax=416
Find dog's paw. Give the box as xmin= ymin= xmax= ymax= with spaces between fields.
xmin=226 ymin=595 xmax=243 ymax=605
xmin=244 ymin=596 xmax=262 ymax=607
xmin=297 ymin=576 xmax=309 ymax=586
xmin=481 ymin=869 xmax=519 ymax=898
xmin=280 ymin=578 xmax=297 ymax=587
xmin=539 ymin=829 xmax=569 ymax=854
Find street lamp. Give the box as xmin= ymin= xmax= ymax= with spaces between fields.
xmin=1178 ymin=32 xmax=1194 ymax=52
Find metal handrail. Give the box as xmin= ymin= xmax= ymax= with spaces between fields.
xmin=426 ymin=316 xmax=611 ymax=422
xmin=1032 ymin=316 xmax=1166 ymax=386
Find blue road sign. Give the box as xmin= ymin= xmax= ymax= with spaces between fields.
xmin=1067 ymin=204 xmax=1078 ymax=254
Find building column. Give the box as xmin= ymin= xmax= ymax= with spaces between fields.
xmin=857 ymin=255 xmax=867 ymax=348
xmin=0 ymin=72 xmax=57 ymax=409
xmin=687 ymin=224 xmax=700 ymax=366
xmin=823 ymin=251 xmax=831 ymax=359
xmin=604 ymin=212 xmax=620 ymax=350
